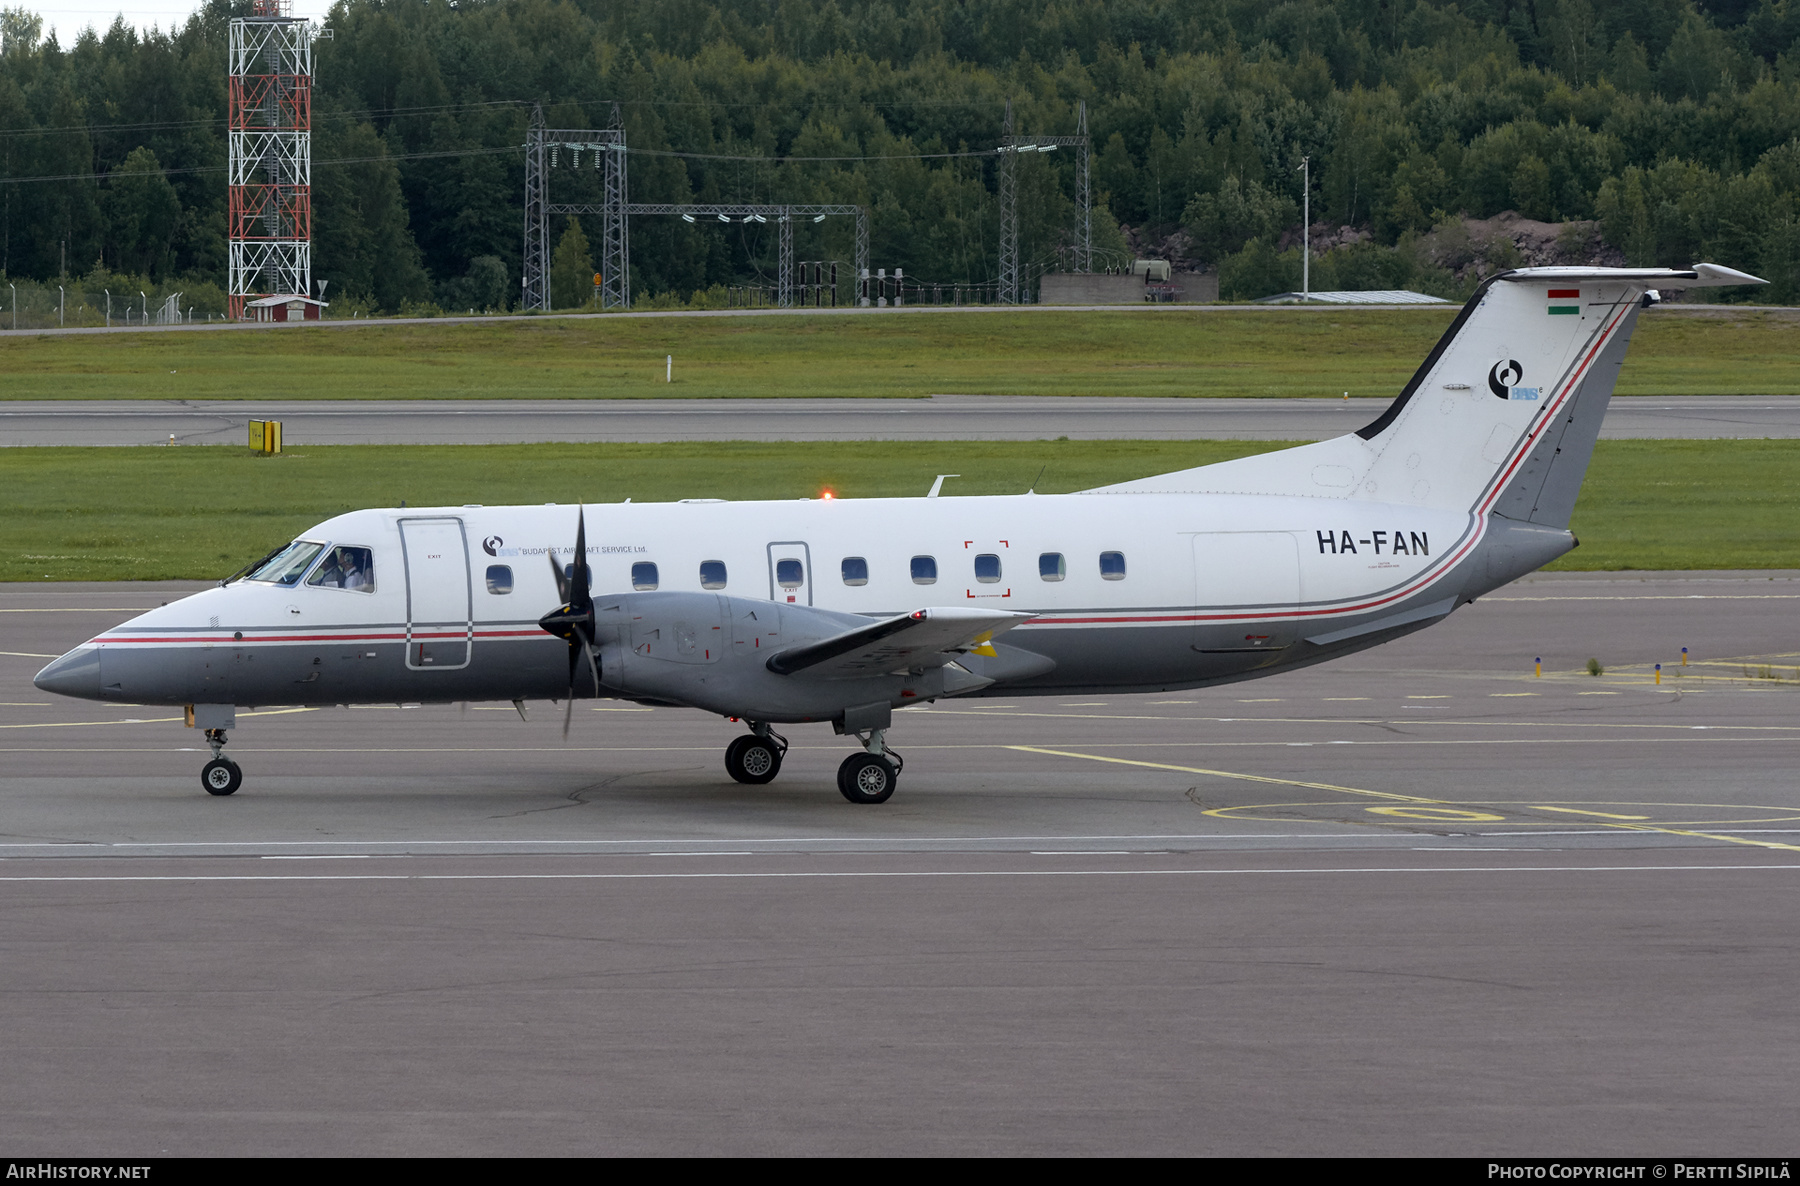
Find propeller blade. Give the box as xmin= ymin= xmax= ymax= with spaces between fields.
xmin=571 ymin=507 xmax=590 ymax=606
xmin=578 ymin=624 xmax=602 ymax=698
xmin=547 ymin=548 xmax=569 ymax=604
xmin=562 ymin=637 xmax=577 ymax=741
xmin=541 ymin=506 xmax=597 ymax=743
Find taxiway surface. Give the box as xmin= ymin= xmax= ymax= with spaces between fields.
xmin=2 ymin=571 xmax=1797 ymax=1153
xmin=4 ymin=394 xmax=1799 ymax=446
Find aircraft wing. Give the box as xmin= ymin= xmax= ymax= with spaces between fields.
xmin=766 ymin=607 xmax=1034 ymax=679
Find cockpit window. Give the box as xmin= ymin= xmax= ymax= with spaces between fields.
xmin=307 ymin=546 xmax=376 ymax=593
xmin=247 ymin=540 xmax=325 ymax=586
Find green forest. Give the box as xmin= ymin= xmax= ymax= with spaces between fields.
xmin=1 ymin=0 xmax=1797 ymax=316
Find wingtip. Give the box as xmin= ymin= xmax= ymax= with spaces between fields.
xmin=1690 ymin=262 xmax=1768 ymax=286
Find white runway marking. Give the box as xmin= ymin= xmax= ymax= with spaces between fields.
xmin=2 ymin=862 xmax=1796 ymax=884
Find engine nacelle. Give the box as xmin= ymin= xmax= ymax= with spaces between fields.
xmin=590 ymin=591 xmax=958 ymax=723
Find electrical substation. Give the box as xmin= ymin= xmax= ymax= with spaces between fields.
xmin=519 ymin=100 xmax=1097 ymax=311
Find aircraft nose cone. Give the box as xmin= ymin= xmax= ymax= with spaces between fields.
xmin=34 ymin=647 xmax=101 ymax=700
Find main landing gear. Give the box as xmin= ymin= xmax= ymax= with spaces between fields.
xmin=722 ymin=721 xmax=903 ymax=804
xmin=724 ymin=725 xmax=787 ymax=785
xmin=837 ymin=729 xmax=902 ymax=805
xmin=200 ymin=728 xmax=242 ymax=796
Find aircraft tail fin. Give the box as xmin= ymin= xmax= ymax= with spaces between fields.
xmin=1087 ymin=264 xmax=1763 ymax=526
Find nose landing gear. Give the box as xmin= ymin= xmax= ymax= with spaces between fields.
xmin=200 ymin=727 xmax=242 ymax=796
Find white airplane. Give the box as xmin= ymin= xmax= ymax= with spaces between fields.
xmin=35 ymin=264 xmax=1761 ymax=802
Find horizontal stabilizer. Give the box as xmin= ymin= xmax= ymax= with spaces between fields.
xmin=1496 ymin=264 xmax=1766 ymax=287
xmin=767 ymin=607 xmax=1033 ymax=679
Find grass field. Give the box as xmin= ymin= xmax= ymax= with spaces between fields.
xmin=5 ymin=439 xmax=1793 ymax=581
xmin=2 ymin=307 xmax=1797 ymax=401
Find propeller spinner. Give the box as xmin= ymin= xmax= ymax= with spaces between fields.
xmin=537 ymin=508 xmax=602 ymax=737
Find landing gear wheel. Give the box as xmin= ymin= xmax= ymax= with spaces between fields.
xmin=202 ymin=758 xmax=242 ymax=797
xmin=724 ymin=735 xmax=782 ymax=785
xmin=837 ymin=753 xmax=897 ymax=805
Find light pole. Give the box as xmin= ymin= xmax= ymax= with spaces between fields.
xmin=1298 ymin=154 xmax=1311 ymax=301
xmin=58 ymin=285 xmax=64 ymax=326
xmin=105 ymin=289 xmax=110 ymax=327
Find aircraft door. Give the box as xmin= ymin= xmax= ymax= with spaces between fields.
xmin=766 ymin=541 xmax=813 ymax=606
xmin=1192 ymin=532 xmax=1301 ymax=656
xmin=401 ymin=517 xmax=472 ymax=670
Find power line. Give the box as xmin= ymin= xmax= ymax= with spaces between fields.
xmin=0 ymin=142 xmax=520 ymax=185
xmin=630 ymin=146 xmax=997 ymax=162
xmin=0 ymin=97 xmax=536 ymax=142
xmin=0 ymin=139 xmax=1011 ymax=186
xmin=0 ymin=89 xmax=1021 ymax=143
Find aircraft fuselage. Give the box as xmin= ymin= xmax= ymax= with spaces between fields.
xmin=39 ymin=491 xmax=1558 ymax=718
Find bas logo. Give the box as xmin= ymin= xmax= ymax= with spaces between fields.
xmin=1488 ymin=359 xmax=1539 ymax=401
xmin=482 ymin=535 xmax=504 ymax=557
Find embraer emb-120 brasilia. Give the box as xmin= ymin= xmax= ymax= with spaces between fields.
xmin=35 ymin=265 xmax=1762 ymax=803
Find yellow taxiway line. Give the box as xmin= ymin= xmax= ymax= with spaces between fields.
xmin=1011 ymin=744 xmax=1800 ymax=854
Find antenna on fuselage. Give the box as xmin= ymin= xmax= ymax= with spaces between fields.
xmin=927 ymin=474 xmax=960 ymax=498
xmin=1027 ymin=464 xmax=1047 ymax=494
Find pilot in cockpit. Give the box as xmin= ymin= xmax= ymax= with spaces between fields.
xmin=308 ymin=546 xmax=374 ymax=592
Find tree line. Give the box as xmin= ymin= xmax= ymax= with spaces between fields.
xmin=0 ymin=0 xmax=1795 ymax=316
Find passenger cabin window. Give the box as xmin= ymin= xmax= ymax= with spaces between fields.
xmin=775 ymin=558 xmax=805 ymax=589
xmin=248 ymin=540 xmax=325 ymax=586
xmin=699 ymin=560 xmax=727 ymax=590
xmin=1039 ymin=552 xmax=1065 ymax=581
xmin=562 ymin=563 xmax=591 ymax=589
xmin=305 ymin=545 xmax=375 ymax=592
xmin=911 ymin=555 xmax=937 ymax=585
xmin=631 ymin=561 xmax=659 ymax=590
xmin=974 ymin=553 xmax=1002 ymax=583
xmin=842 ymin=557 xmax=869 ymax=586
xmin=485 ymin=565 xmax=513 ymax=595
xmin=1100 ymin=551 xmax=1127 ymax=580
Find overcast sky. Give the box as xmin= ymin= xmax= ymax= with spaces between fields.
xmin=25 ymin=1 xmax=333 ymax=45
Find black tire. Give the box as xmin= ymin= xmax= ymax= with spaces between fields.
xmin=836 ymin=753 xmax=897 ymax=805
xmin=724 ymin=735 xmax=782 ymax=785
xmin=202 ymin=758 xmax=242 ymax=797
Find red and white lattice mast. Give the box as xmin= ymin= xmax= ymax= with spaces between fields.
xmin=228 ymin=0 xmax=314 ymax=319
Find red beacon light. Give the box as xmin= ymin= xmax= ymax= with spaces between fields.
xmin=821 ymin=490 xmax=835 ymax=500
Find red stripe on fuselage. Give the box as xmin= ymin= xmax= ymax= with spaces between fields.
xmin=88 ymin=628 xmax=547 ymax=646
